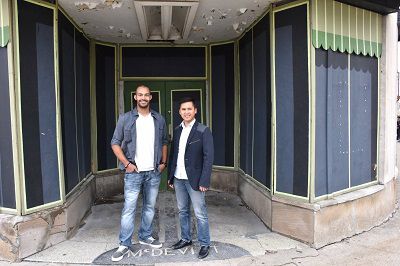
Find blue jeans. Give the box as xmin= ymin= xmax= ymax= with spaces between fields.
xmin=119 ymin=170 xmax=160 ymax=247
xmin=174 ymin=178 xmax=210 ymax=246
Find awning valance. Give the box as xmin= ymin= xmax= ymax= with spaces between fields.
xmin=312 ymin=0 xmax=382 ymax=57
xmin=0 ymin=0 xmax=10 ymax=47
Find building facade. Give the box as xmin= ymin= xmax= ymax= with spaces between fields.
xmin=0 ymin=0 xmax=398 ymax=261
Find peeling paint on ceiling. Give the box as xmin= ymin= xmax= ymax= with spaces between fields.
xmin=60 ymin=0 xmax=274 ymax=44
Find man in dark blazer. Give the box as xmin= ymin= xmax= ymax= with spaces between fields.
xmin=168 ymin=97 xmax=214 ymax=259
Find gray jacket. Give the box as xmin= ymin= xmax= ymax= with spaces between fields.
xmin=110 ymin=108 xmax=168 ymax=170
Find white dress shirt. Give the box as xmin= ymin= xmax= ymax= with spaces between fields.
xmin=174 ymin=119 xmax=196 ymax=179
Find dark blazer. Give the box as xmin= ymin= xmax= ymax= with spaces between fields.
xmin=168 ymin=121 xmax=214 ymax=191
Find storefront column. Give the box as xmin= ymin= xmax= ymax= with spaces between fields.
xmin=379 ymin=12 xmax=398 ymax=184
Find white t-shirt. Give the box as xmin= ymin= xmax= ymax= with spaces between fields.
xmin=134 ymin=113 xmax=155 ymax=172
xmin=174 ymin=119 xmax=196 ymax=179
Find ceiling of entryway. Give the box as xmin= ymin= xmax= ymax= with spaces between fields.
xmin=58 ymin=0 xmax=274 ymax=44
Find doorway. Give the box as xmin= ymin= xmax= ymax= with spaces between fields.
xmin=124 ymin=80 xmax=206 ymax=189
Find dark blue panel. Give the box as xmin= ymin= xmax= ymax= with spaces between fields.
xmin=18 ymin=0 xmax=60 ymax=208
xmin=239 ymin=30 xmax=253 ymax=175
xmin=36 ymin=22 xmax=59 ymax=203
xmin=59 ymin=11 xmax=79 ymax=194
xmin=0 ymin=47 xmax=16 ymax=208
xmin=75 ymin=30 xmax=91 ymax=181
xmin=275 ymin=23 xmax=294 ymax=193
xmin=122 ymin=47 xmax=205 ymax=77
xmin=350 ymin=54 xmax=378 ymax=186
xmin=253 ymin=14 xmax=271 ymax=188
xmin=275 ymin=5 xmax=309 ymax=197
xmin=327 ymin=51 xmax=349 ymax=193
xmin=315 ymin=49 xmax=328 ymax=197
xmin=315 ymin=50 xmax=378 ymax=196
xmin=211 ymin=43 xmax=235 ymax=167
xmin=96 ymin=44 xmax=116 ymax=170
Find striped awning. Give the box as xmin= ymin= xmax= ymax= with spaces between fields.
xmin=0 ymin=0 xmax=10 ymax=47
xmin=312 ymin=0 xmax=382 ymax=57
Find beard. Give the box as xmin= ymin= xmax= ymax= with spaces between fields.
xmin=137 ymin=100 xmax=149 ymax=108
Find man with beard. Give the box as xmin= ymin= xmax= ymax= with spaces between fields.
xmin=110 ymin=85 xmax=168 ymax=262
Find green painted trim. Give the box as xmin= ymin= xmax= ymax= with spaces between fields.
xmin=12 ymin=0 xmax=24 ymax=215
xmin=309 ymin=45 xmax=316 ymax=203
xmin=204 ymin=45 xmax=212 ymax=129
xmin=93 ymin=40 xmax=116 ymax=47
xmin=54 ymin=0 xmax=66 ymax=204
xmin=121 ymin=76 xmax=207 ymax=81
xmin=119 ymin=43 xmax=122 ymax=80
xmin=269 ymin=5 xmax=274 ymax=193
xmin=274 ymin=0 xmax=309 ymax=12
xmin=24 ymin=199 xmax=63 ymax=215
xmin=209 ymin=40 xmax=235 ymax=47
xmin=375 ymin=57 xmax=380 ymax=182
xmin=213 ymin=165 xmax=235 ymax=170
xmin=348 ymin=53 xmax=351 ymax=188
xmin=274 ymin=191 xmax=309 ymax=201
xmin=24 ymin=0 xmax=55 ymax=9
xmin=7 ymin=3 xmax=22 ymax=214
xmin=73 ymin=28 xmax=79 ymax=182
xmin=120 ymin=44 xmax=207 ymax=48
xmin=234 ymin=40 xmax=240 ymax=171
xmin=314 ymin=180 xmax=379 ymax=201
xmin=251 ymin=28 xmax=255 ymax=177
xmin=0 ymin=25 xmax=9 ymax=47
xmin=307 ymin=1 xmax=314 ymax=203
xmin=0 ymin=207 xmax=18 ymax=215
xmin=90 ymin=40 xmax=98 ymax=172
xmin=271 ymin=5 xmax=276 ymax=195
xmin=14 ymin=0 xmax=29 ymax=214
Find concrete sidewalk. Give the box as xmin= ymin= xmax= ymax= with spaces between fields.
xmin=0 ymin=177 xmax=397 ymax=266
xmin=1 ymin=142 xmax=399 ymax=265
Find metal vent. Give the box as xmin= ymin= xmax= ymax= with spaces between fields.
xmin=134 ymin=0 xmax=199 ymax=41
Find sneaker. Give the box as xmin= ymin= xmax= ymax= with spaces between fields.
xmin=139 ymin=236 xmax=162 ymax=248
xmin=111 ymin=245 xmax=129 ymax=262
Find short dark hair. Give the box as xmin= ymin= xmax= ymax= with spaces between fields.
xmin=179 ymin=97 xmax=196 ymax=108
xmin=135 ymin=84 xmax=151 ymax=94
